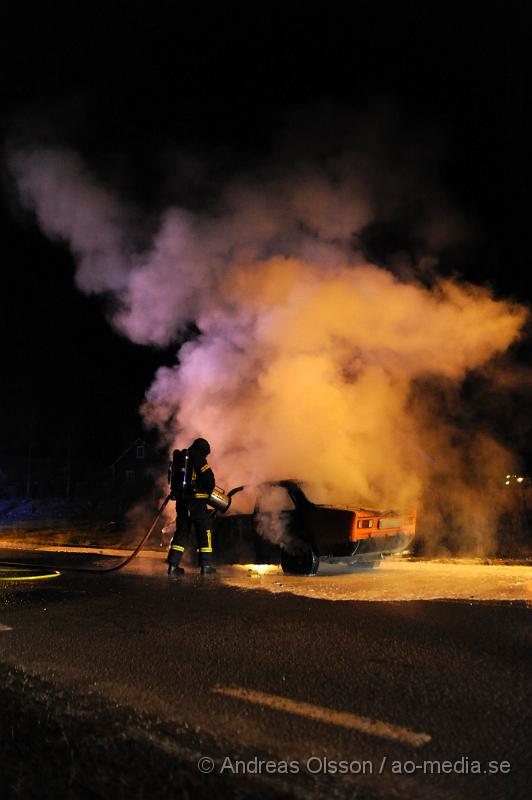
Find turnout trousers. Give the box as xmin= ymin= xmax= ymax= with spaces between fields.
xmin=167 ymin=499 xmax=214 ymax=567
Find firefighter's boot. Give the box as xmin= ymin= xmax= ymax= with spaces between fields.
xmin=168 ymin=564 xmax=185 ymax=577
xmin=200 ymin=565 xmax=217 ymax=576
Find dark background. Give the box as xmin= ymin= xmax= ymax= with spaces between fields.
xmin=1 ymin=2 xmax=530 ymax=471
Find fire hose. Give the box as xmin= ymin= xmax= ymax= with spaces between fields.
xmin=0 ymin=486 xmax=243 ymax=579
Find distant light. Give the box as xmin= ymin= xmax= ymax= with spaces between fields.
xmin=505 ymin=480 xmax=510 ymax=485
xmin=506 ymin=474 xmax=511 ymax=479
xmin=517 ymin=477 xmax=524 ymax=483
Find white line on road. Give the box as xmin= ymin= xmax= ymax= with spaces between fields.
xmin=213 ymin=686 xmax=431 ymax=748
xmin=0 ymin=624 xmax=13 ymax=632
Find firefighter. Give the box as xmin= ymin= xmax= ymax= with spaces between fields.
xmin=167 ymin=437 xmax=217 ymax=576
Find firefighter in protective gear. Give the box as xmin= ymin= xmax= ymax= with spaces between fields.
xmin=167 ymin=438 xmax=217 ymax=576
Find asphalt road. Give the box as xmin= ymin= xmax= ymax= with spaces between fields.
xmin=0 ymin=549 xmax=531 ymax=799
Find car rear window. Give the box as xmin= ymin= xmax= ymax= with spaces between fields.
xmin=357 ymin=519 xmax=374 ymax=528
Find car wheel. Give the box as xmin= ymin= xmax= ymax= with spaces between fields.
xmin=280 ymin=542 xmax=319 ymax=576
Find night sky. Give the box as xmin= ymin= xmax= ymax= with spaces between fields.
xmin=1 ymin=2 xmax=530 ymax=468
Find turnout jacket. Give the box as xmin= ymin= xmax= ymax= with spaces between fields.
xmin=189 ymin=447 xmax=215 ymax=499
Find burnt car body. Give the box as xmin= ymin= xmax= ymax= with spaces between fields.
xmin=214 ymin=480 xmax=416 ymax=575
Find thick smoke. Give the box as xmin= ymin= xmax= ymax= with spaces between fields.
xmin=7 ymin=142 xmax=528 ymax=554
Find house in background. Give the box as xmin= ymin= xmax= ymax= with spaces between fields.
xmin=108 ymin=437 xmax=164 ymax=494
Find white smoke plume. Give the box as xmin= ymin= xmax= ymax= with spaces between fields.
xmin=255 ymin=485 xmax=297 ymax=551
xmin=7 ymin=141 xmax=528 ymax=554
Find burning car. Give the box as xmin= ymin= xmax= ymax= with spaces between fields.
xmin=214 ymin=480 xmax=416 ymax=575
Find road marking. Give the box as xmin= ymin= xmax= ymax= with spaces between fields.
xmin=213 ymin=686 xmax=431 ymax=748
xmin=0 ymin=624 xmax=13 ymax=632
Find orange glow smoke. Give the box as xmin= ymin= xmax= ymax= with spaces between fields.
xmin=144 ymin=257 xmax=526 ymax=556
